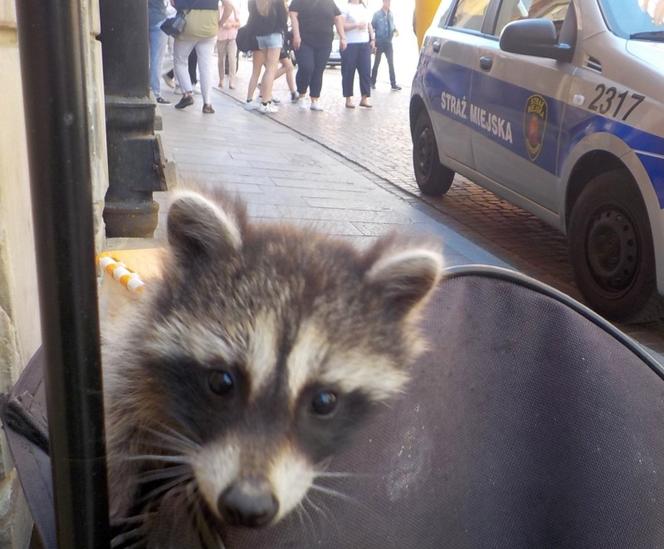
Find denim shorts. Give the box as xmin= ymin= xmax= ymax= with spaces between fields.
xmin=256 ymin=32 xmax=283 ymax=50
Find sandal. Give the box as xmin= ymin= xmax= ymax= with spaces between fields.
xmin=202 ymin=104 xmax=215 ymax=114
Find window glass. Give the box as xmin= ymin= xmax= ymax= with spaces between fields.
xmin=436 ymin=0 xmax=456 ymax=29
xmin=449 ymin=0 xmax=492 ymax=32
xmin=599 ymin=0 xmax=664 ymax=39
xmin=494 ymin=0 xmax=571 ymax=37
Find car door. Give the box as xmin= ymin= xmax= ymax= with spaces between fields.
xmin=422 ymin=0 xmax=495 ymax=170
xmin=470 ymin=0 xmax=575 ymax=213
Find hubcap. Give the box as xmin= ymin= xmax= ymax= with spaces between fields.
xmin=586 ymin=207 xmax=638 ymax=293
xmin=416 ymin=126 xmax=433 ymax=178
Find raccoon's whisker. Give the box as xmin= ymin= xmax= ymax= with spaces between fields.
xmin=305 ymin=493 xmax=331 ymax=524
xmin=313 ymin=471 xmax=360 ymax=479
xmin=309 ymin=482 xmax=376 ymax=515
xmin=139 ymin=474 xmax=192 ymax=505
xmin=306 ymin=493 xmax=343 ymax=540
xmin=159 ymin=422 xmax=202 ymax=445
xmin=137 ymin=437 xmax=195 ymax=457
xmin=136 ymin=465 xmax=192 ymax=484
xmin=294 ymin=503 xmax=306 ymax=533
xmin=142 ymin=425 xmax=201 ymax=452
xmin=110 ymin=525 xmax=146 ymax=548
xmin=313 ymin=458 xmax=362 ymax=479
xmin=308 ymin=483 xmax=356 ymax=501
xmin=310 ymin=482 xmax=385 ymax=525
xmin=111 ymin=512 xmax=157 ymax=527
xmin=126 ymin=454 xmax=190 ymax=465
xmin=190 ymin=485 xmax=224 ymax=549
xmin=296 ymin=500 xmax=317 ymax=542
xmin=197 ymin=511 xmax=224 ymax=549
xmin=119 ymin=542 xmax=146 ymax=549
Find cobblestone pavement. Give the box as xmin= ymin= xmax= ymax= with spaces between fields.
xmin=209 ymin=42 xmax=664 ymax=358
xmin=157 ymin=39 xmax=664 ymax=358
xmin=157 ymin=85 xmax=505 ymax=267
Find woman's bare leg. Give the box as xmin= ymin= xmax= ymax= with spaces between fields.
xmin=259 ymin=47 xmax=281 ymax=103
xmin=246 ymin=49 xmax=265 ymax=101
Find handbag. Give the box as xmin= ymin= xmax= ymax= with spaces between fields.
xmin=236 ymin=24 xmax=258 ymax=53
xmin=161 ymin=10 xmax=189 ymax=37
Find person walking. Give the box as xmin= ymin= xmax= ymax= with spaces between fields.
xmin=173 ymin=0 xmax=219 ymax=113
xmin=370 ymin=0 xmax=401 ymax=91
xmin=244 ymin=0 xmax=288 ymax=114
xmin=340 ymin=0 xmax=374 ymax=109
xmin=149 ymin=0 xmax=171 ymax=104
xmin=254 ymin=28 xmax=298 ymax=104
xmin=164 ymin=50 xmax=199 ymax=93
xmin=289 ymin=0 xmax=347 ymax=111
xmin=217 ymin=0 xmax=240 ymax=89
xmin=275 ymin=32 xmax=298 ymax=103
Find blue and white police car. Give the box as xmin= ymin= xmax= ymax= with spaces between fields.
xmin=410 ymin=0 xmax=664 ymax=322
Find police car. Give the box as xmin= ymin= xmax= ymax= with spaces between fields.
xmin=410 ymin=0 xmax=664 ymax=322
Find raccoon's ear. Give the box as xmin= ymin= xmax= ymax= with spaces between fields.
xmin=167 ymin=192 xmax=242 ymax=257
xmin=366 ymin=248 xmax=443 ymax=315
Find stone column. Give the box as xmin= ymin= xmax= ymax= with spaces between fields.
xmin=100 ymin=0 xmax=167 ymax=237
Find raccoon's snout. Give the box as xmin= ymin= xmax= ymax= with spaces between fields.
xmin=218 ymin=480 xmax=279 ymax=528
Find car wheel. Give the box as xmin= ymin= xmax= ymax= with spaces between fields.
xmin=568 ymin=170 xmax=663 ymax=322
xmin=412 ymin=111 xmax=455 ymax=196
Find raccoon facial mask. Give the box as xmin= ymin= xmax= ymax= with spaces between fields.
xmin=103 ymin=191 xmax=443 ymax=546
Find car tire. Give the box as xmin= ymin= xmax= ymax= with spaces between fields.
xmin=412 ymin=111 xmax=455 ymax=196
xmin=568 ymin=170 xmax=663 ymax=322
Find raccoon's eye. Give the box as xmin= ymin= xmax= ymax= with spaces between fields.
xmin=208 ymin=371 xmax=235 ymax=396
xmin=311 ymin=391 xmax=338 ymax=416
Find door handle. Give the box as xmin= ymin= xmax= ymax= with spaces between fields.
xmin=479 ymin=56 xmax=493 ymax=71
xmin=432 ymin=40 xmax=441 ymax=53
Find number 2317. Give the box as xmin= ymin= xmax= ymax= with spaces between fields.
xmin=588 ymin=84 xmax=645 ymax=121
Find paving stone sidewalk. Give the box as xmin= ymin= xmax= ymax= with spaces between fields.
xmin=216 ymin=60 xmax=576 ymax=297
xmin=157 ymin=88 xmax=506 ymax=271
xmin=155 ymin=83 xmax=664 ymax=362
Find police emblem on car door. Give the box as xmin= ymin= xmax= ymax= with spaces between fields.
xmin=524 ymin=94 xmax=548 ymax=161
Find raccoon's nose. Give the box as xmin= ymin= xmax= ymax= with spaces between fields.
xmin=218 ymin=481 xmax=279 ymax=528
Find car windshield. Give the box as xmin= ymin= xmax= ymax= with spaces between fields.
xmin=598 ymin=0 xmax=664 ymax=39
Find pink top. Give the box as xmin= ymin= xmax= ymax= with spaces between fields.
xmin=218 ymin=2 xmax=239 ymax=40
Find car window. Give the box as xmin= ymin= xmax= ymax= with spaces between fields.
xmin=435 ymin=0 xmax=456 ymax=29
xmin=449 ymin=0 xmax=492 ymax=32
xmin=599 ymin=0 xmax=664 ymax=39
xmin=494 ymin=0 xmax=571 ymax=37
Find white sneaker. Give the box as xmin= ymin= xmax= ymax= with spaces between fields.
xmin=258 ymin=102 xmax=279 ymax=114
xmin=297 ymin=100 xmax=309 ymax=111
xmin=162 ymin=73 xmax=175 ymax=89
xmin=174 ymin=84 xmax=183 ymax=95
xmin=193 ymin=83 xmax=201 ymax=95
xmin=310 ymin=102 xmax=324 ymax=111
xmin=244 ymin=100 xmax=259 ymax=111
xmin=259 ymin=96 xmax=281 ymax=105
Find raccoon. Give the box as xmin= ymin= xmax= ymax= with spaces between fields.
xmin=102 ymin=191 xmax=443 ymax=548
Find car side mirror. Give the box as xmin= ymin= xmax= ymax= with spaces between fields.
xmin=500 ymin=19 xmax=573 ymax=62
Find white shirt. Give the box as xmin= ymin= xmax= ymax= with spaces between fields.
xmin=342 ymin=3 xmax=370 ymax=44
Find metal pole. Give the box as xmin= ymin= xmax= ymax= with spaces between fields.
xmin=14 ymin=0 xmax=110 ymax=547
xmin=100 ymin=0 xmax=167 ymax=237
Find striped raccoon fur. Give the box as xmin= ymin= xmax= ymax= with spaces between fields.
xmin=103 ymin=191 xmax=443 ymax=548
